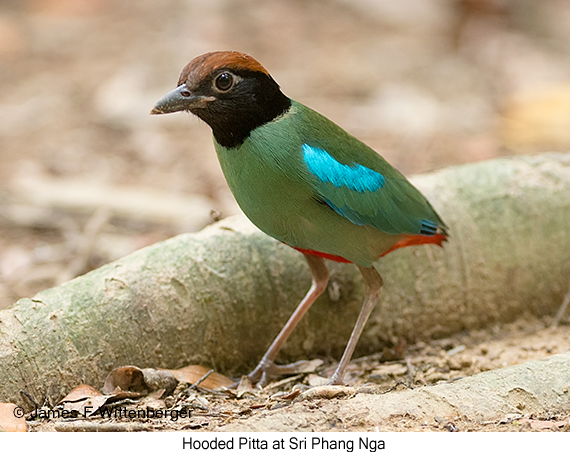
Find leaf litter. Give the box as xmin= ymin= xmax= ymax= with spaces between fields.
xmin=12 ymin=315 xmax=569 ymax=432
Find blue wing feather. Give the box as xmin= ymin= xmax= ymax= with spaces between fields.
xmin=302 ymin=143 xmax=442 ymax=237
xmin=302 ymin=144 xmax=385 ymax=193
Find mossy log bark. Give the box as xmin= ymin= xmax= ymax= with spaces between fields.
xmin=1 ymin=153 xmax=569 ymax=405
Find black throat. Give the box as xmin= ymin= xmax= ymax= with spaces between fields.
xmin=192 ymin=70 xmax=292 ymax=148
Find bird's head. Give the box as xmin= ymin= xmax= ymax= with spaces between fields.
xmin=151 ymin=51 xmax=291 ymax=148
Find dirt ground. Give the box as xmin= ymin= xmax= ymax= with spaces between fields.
xmin=25 ymin=316 xmax=570 ymax=432
xmin=2 ymin=0 xmax=570 ymax=433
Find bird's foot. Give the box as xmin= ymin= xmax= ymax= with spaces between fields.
xmin=325 ymin=370 xmax=344 ymax=386
xmin=248 ymin=358 xmax=316 ymax=387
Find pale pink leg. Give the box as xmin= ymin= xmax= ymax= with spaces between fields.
xmin=248 ymin=254 xmax=329 ymax=386
xmin=327 ymin=265 xmax=383 ymax=385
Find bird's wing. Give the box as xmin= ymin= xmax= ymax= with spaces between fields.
xmin=301 ymin=143 xmax=445 ymax=236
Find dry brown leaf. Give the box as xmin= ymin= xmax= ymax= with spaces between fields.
xmin=60 ymin=383 xmax=103 ymax=402
xmin=168 ymin=364 xmax=234 ymax=390
xmin=59 ymin=384 xmax=109 ymax=416
xmin=276 ymin=390 xmax=301 ymax=401
xmin=105 ymin=391 xmax=144 ymax=403
xmin=0 ymin=402 xmax=27 ymax=432
xmin=58 ymin=382 xmax=144 ymax=417
xmin=103 ymin=366 xmax=148 ymax=394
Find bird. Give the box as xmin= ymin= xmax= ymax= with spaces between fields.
xmin=151 ymin=51 xmax=448 ymax=386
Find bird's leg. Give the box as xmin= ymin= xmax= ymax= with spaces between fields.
xmin=327 ymin=265 xmax=383 ymax=385
xmin=248 ymin=254 xmax=329 ymax=386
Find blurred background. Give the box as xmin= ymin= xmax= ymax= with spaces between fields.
xmin=1 ymin=0 xmax=569 ymax=309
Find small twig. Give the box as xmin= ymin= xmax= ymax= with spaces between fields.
xmin=379 ymin=380 xmax=414 ymax=395
xmin=20 ymin=389 xmax=38 ymax=415
xmin=443 ymin=376 xmax=464 ymax=384
xmin=189 ymin=369 xmax=215 ymax=391
xmin=552 ymin=288 xmax=570 ymax=327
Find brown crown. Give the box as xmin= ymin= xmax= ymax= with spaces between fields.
xmin=177 ymin=51 xmax=270 ymax=86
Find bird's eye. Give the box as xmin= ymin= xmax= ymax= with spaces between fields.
xmin=214 ymin=72 xmax=234 ymax=92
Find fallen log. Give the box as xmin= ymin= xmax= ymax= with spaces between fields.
xmin=1 ymin=153 xmax=569 ymax=405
